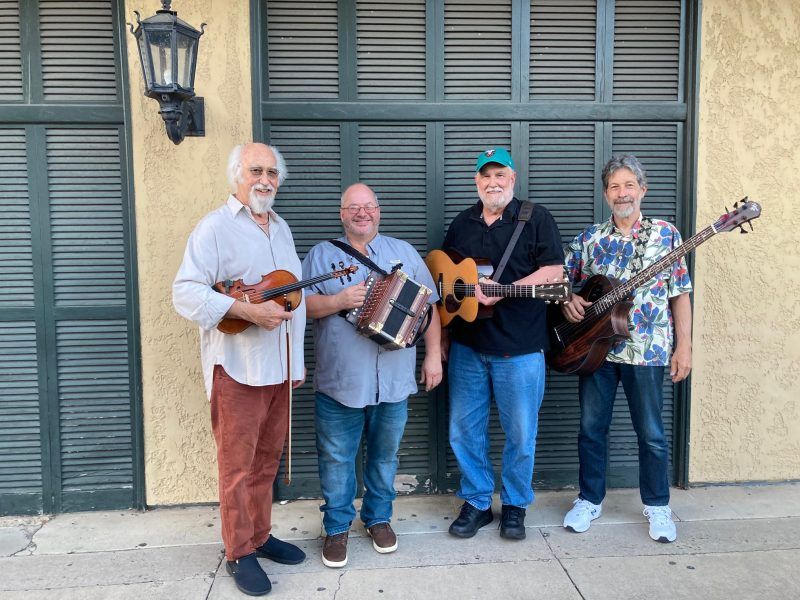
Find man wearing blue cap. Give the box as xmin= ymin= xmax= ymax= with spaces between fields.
xmin=441 ymin=148 xmax=564 ymax=539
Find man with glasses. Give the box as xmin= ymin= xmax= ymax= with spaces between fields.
xmin=173 ymin=143 xmax=306 ymax=597
xmin=302 ymin=182 xmax=443 ymax=568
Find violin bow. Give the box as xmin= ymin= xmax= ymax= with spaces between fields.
xmin=283 ymin=298 xmax=293 ymax=486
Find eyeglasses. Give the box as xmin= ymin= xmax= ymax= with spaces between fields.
xmin=247 ymin=167 xmax=280 ymax=180
xmin=342 ymin=204 xmax=379 ymax=215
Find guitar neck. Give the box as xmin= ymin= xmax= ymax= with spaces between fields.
xmin=466 ymin=284 xmax=548 ymax=298
xmin=591 ymin=224 xmax=716 ymax=313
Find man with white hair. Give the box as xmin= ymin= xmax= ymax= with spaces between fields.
xmin=442 ymin=148 xmax=564 ymax=540
xmin=173 ymin=142 xmax=306 ymax=596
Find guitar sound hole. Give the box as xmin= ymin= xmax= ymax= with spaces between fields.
xmin=453 ymin=278 xmax=466 ymax=301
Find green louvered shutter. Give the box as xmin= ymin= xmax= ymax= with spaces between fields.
xmin=530 ymin=0 xmax=597 ymax=100
xmin=46 ymin=128 xmax=134 ymax=511
xmin=444 ymin=0 xmax=512 ymax=99
xmin=39 ymin=0 xmax=119 ymax=102
xmin=0 ymin=128 xmax=43 ymax=514
xmin=613 ymin=0 xmax=682 ymax=101
xmin=0 ymin=0 xmax=24 ymax=101
xmin=357 ymin=0 xmax=426 ymax=99
xmin=265 ymin=0 xmax=339 ymax=98
xmin=0 ymin=1 xmax=138 ymax=515
xmin=258 ymin=0 xmax=694 ymax=498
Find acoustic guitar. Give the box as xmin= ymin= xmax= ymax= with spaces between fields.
xmin=424 ymin=249 xmax=571 ymax=326
xmin=547 ymin=199 xmax=761 ymax=375
xmin=213 ymin=264 xmax=358 ymax=334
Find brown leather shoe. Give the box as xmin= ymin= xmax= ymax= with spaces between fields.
xmin=321 ymin=532 xmax=348 ymax=568
xmin=367 ymin=522 xmax=398 ymax=553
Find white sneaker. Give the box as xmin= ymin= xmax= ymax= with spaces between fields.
xmin=643 ymin=505 xmax=677 ymax=543
xmin=563 ymin=498 xmax=602 ymax=533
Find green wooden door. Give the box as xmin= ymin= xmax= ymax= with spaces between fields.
xmin=255 ymin=0 xmax=696 ymax=498
xmin=0 ymin=0 xmax=141 ymax=515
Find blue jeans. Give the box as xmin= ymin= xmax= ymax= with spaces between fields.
xmin=578 ymin=361 xmax=669 ymax=506
xmin=448 ymin=342 xmax=545 ymax=510
xmin=314 ymin=392 xmax=408 ymax=535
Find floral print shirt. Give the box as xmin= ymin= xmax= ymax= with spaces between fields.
xmin=564 ymin=215 xmax=693 ymax=366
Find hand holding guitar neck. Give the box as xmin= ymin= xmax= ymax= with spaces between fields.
xmin=474 ymin=277 xmax=501 ymax=306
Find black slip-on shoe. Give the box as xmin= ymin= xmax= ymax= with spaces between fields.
xmin=499 ymin=505 xmax=526 ymax=540
xmin=255 ymin=535 xmax=306 ymax=565
xmin=226 ymin=552 xmax=271 ymax=596
xmin=448 ymin=502 xmax=494 ymax=538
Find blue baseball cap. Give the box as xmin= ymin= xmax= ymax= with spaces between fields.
xmin=475 ymin=148 xmax=515 ymax=172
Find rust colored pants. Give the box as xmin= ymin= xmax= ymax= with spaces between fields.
xmin=210 ymin=365 xmax=289 ymax=561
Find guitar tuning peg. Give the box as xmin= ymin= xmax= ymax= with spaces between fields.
xmin=725 ymin=205 xmax=730 ymax=213
xmin=748 ymin=221 xmax=754 ymax=232
xmin=733 ymin=200 xmax=739 ymax=209
xmin=739 ymin=225 xmax=748 ymax=234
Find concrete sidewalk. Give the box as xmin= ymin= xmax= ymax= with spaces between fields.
xmin=1 ymin=483 xmax=799 ymax=599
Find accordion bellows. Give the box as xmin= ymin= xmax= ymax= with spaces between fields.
xmin=345 ymin=269 xmax=432 ymax=350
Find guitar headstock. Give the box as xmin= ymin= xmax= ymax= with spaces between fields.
xmin=715 ymin=197 xmax=761 ymax=234
xmin=537 ymin=279 xmax=571 ymax=304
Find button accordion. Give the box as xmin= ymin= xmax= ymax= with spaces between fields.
xmin=345 ymin=268 xmax=432 ymax=350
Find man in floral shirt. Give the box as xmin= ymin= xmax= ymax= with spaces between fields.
xmin=560 ymin=154 xmax=692 ymax=543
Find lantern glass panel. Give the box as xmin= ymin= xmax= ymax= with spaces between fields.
xmin=176 ymin=32 xmax=196 ymax=89
xmin=136 ymin=33 xmax=154 ymax=89
xmin=147 ymin=30 xmax=174 ymax=86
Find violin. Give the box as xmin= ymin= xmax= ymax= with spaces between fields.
xmin=213 ymin=264 xmax=358 ymax=334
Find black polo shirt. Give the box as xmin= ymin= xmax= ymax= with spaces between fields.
xmin=442 ymin=197 xmax=564 ymax=356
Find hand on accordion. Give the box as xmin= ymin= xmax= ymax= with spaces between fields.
xmin=336 ymin=281 xmax=367 ymax=311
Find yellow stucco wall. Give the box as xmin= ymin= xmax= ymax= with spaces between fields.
xmin=690 ymin=0 xmax=800 ymax=481
xmin=125 ymin=0 xmax=252 ymax=504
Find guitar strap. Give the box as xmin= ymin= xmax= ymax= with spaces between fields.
xmin=491 ymin=200 xmax=534 ymax=281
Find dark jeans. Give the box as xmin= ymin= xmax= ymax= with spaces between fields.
xmin=314 ymin=391 xmax=408 ymax=535
xmin=578 ymin=361 xmax=669 ymax=506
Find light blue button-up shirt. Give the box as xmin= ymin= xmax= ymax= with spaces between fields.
xmin=302 ymin=234 xmax=438 ymax=408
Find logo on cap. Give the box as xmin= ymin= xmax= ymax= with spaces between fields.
xmin=485 ymin=149 xmax=495 ymax=157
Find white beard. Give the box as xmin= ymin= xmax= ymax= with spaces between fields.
xmin=249 ymin=186 xmax=275 ymax=215
xmin=478 ymin=189 xmax=514 ymax=213
xmin=612 ymin=197 xmax=638 ymax=219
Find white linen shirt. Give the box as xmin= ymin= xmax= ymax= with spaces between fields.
xmin=173 ymin=195 xmax=305 ymax=398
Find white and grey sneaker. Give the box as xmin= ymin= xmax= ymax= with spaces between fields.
xmin=643 ymin=505 xmax=677 ymax=543
xmin=563 ymin=498 xmax=602 ymax=533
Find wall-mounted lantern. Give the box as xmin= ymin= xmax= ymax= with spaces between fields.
xmin=128 ymin=1 xmax=206 ymax=145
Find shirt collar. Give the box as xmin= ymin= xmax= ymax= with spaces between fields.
xmin=469 ymin=197 xmax=520 ymax=224
xmin=339 ymin=232 xmax=383 ymax=255
xmin=607 ymin=212 xmax=645 ymax=238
